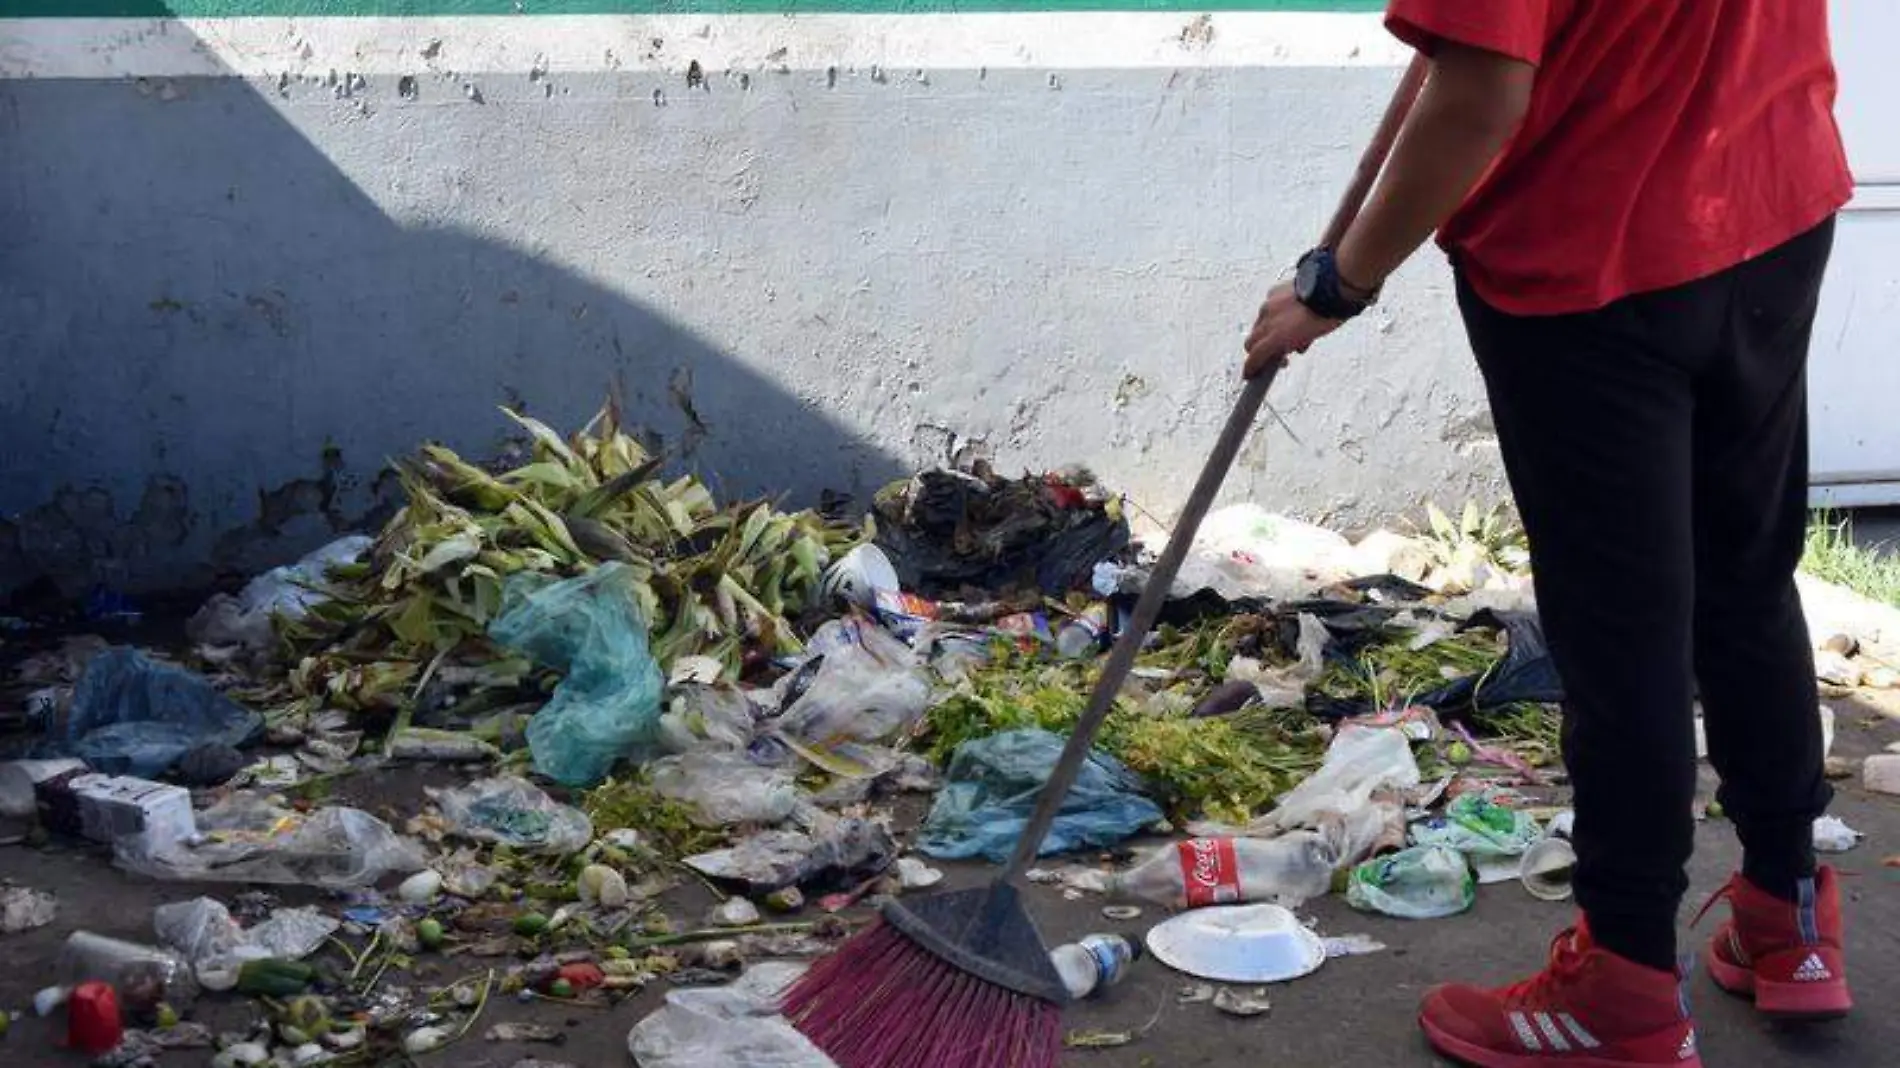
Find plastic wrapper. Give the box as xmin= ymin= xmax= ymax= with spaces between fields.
xmin=117 ymin=793 xmax=427 ymax=888
xmin=429 ymin=776 xmax=593 ymax=855
xmin=685 ymin=818 xmax=897 ymax=894
xmin=489 ymin=562 xmax=664 ymax=787
xmin=771 ymin=618 xmax=930 ymax=778
xmin=918 ymin=729 xmax=1163 ymax=863
xmin=0 ymin=885 xmax=58 ymax=932
xmin=187 ymin=535 xmax=372 ymax=653
xmin=1346 ymin=845 xmax=1475 ymax=920
xmin=1410 ymin=792 xmax=1542 ymax=858
xmin=650 ymin=750 xmax=799 ymax=827
xmin=55 ymin=647 xmax=262 ymax=778
xmin=627 ymin=962 xmax=836 ymax=1068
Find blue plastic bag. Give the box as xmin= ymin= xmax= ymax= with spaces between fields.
xmin=62 ymin=647 xmax=262 ymax=777
xmin=489 ymin=562 xmax=664 ymax=787
xmin=918 ymin=728 xmax=1162 ymax=863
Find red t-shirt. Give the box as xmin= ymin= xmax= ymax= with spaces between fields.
xmin=1386 ymin=0 xmax=1853 ymax=315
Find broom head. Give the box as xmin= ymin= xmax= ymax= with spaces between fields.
xmin=782 ymin=880 xmax=1068 ymax=1068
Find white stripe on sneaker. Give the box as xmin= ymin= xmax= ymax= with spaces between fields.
xmin=1559 ymin=1013 xmax=1602 ymax=1049
xmin=1509 ymin=1011 xmax=1543 ymax=1052
xmin=1534 ymin=1012 xmax=1572 ymax=1052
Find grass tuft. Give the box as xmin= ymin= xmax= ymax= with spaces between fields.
xmin=1802 ymin=511 xmax=1900 ymax=609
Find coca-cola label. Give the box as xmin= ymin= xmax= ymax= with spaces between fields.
xmin=1176 ymin=838 xmax=1241 ymax=907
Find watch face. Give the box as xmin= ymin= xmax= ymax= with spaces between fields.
xmin=1295 ymin=252 xmax=1321 ymax=302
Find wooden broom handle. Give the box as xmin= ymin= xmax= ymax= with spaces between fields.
xmin=1002 ymin=53 xmax=1431 ymax=880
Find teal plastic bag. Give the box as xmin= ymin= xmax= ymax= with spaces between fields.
xmin=918 ymin=729 xmax=1162 ymax=863
xmin=1346 ymin=845 xmax=1475 ymax=919
xmin=490 ymin=563 xmax=663 ymax=787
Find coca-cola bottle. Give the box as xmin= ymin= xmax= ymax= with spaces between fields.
xmin=1107 ymin=834 xmax=1338 ymax=909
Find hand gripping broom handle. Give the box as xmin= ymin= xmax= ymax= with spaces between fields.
xmin=1001 ymin=54 xmax=1429 ymax=880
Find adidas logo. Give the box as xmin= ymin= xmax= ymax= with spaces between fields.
xmin=1792 ymin=953 xmax=1833 ymax=982
xmin=1678 ymin=1030 xmax=1698 ymax=1060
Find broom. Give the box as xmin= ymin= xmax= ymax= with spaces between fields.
xmin=782 ymin=54 xmax=1432 ymax=1068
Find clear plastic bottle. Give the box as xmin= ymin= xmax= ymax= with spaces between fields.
xmin=1048 ymin=934 xmax=1141 ymax=999
xmin=1108 ymin=834 xmax=1338 ymax=910
xmin=57 ymin=932 xmax=197 ymax=1011
xmin=1054 ymin=604 xmax=1110 ymax=660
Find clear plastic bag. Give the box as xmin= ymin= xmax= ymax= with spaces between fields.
xmin=772 ymin=619 xmax=930 ymax=775
xmin=153 ymin=898 xmax=247 ymax=968
xmin=1345 ymin=845 xmax=1475 ymax=919
xmin=627 ymin=962 xmax=837 ymax=1068
xmin=118 ymin=793 xmax=427 ymax=888
xmin=658 ymin=686 xmax=761 ymax=754
xmin=650 ymin=750 xmax=799 ymax=828
xmin=489 ymin=562 xmax=664 ymax=787
xmin=429 ymin=776 xmax=593 ymax=855
xmin=685 ymin=818 xmax=897 ymax=894
xmin=918 ymin=729 xmax=1163 ymax=863
xmin=154 ymin=898 xmax=337 ymax=989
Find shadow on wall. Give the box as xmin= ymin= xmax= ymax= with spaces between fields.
xmin=0 ymin=16 xmax=903 ymax=603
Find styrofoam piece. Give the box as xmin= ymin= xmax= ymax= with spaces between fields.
xmin=1144 ymin=903 xmax=1325 ymax=984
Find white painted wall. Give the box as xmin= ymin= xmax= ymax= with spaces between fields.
xmin=1 ymin=14 xmax=1502 ymax=596
xmin=1809 ymin=1 xmax=1900 ymax=504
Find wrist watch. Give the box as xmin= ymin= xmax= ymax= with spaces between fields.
xmin=1294 ymin=247 xmax=1379 ymax=320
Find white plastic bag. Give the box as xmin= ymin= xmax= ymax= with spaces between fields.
xmin=1266 ymin=726 xmax=1420 ymax=833
xmin=188 ymin=536 xmax=372 ymax=652
xmin=627 ymin=962 xmax=837 ymax=1068
xmin=1170 ymin=506 xmax=1365 ymax=603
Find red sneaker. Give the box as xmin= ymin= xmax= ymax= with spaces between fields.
xmin=1418 ymin=924 xmax=1702 ymax=1068
xmin=1696 ymin=867 xmax=1852 ymax=1020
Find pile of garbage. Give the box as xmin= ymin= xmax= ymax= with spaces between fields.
xmin=0 ymin=402 xmax=1877 ymax=1066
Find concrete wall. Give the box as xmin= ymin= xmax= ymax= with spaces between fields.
xmin=0 ymin=4 xmax=1503 ymax=599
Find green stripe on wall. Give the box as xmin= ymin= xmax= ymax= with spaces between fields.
xmin=2 ymin=0 xmax=1384 ymax=16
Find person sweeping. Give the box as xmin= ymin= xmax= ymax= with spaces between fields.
xmin=1245 ymin=2 xmax=1853 ymax=1065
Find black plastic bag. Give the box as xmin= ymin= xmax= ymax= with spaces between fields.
xmin=1304 ymin=608 xmax=1564 ymax=721
xmin=1420 ymin=609 xmax=1565 ymax=712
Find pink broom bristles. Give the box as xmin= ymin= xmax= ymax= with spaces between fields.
xmin=782 ymin=921 xmax=1063 ymax=1068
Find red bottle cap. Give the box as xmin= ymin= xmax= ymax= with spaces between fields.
xmin=67 ymin=981 xmax=123 ymax=1055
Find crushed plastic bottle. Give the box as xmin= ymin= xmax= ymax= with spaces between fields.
xmin=1049 ymin=934 xmax=1141 ymax=1000
xmin=1108 ymin=835 xmax=1338 ymax=910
